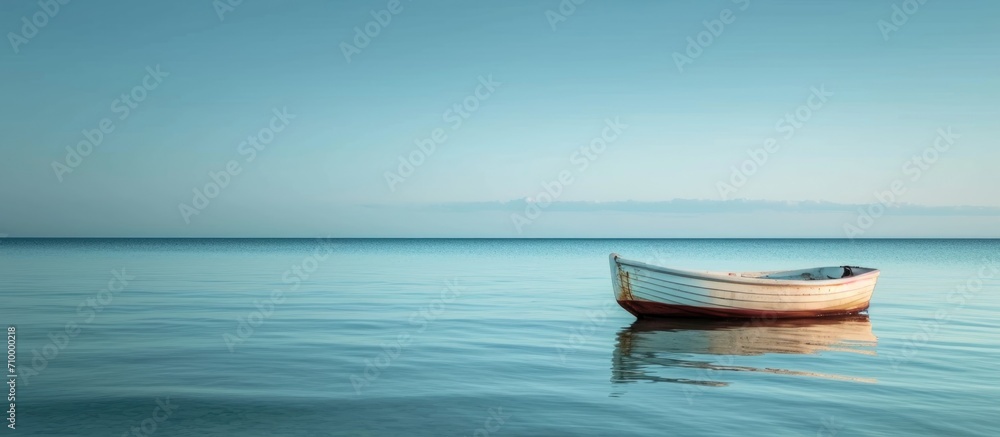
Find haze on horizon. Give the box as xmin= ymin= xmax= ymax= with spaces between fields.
xmin=1 ymin=0 xmax=998 ymax=238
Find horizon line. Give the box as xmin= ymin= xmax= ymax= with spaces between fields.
xmin=3 ymin=237 xmax=999 ymax=240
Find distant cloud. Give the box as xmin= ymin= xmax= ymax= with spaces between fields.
xmin=367 ymin=199 xmax=1000 ymax=217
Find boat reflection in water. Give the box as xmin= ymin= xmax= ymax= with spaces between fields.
xmin=612 ymin=315 xmax=878 ymax=388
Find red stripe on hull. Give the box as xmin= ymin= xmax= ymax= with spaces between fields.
xmin=617 ymin=299 xmax=870 ymax=319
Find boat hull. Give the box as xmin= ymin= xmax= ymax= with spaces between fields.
xmin=610 ymin=253 xmax=879 ymax=319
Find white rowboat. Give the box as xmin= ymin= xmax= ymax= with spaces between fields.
xmin=609 ymin=253 xmax=879 ymax=319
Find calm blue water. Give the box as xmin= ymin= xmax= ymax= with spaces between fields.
xmin=1 ymin=239 xmax=999 ymax=436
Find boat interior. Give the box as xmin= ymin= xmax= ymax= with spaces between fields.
xmin=754 ymin=266 xmax=875 ymax=281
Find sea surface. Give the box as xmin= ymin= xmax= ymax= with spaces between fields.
xmin=1 ymin=239 xmax=998 ymax=436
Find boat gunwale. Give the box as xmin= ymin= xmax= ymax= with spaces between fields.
xmin=611 ymin=253 xmax=880 ymax=287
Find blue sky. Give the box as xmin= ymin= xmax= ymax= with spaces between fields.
xmin=1 ymin=0 xmax=998 ymax=237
